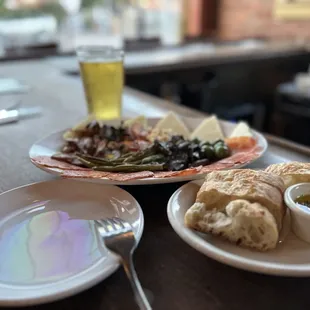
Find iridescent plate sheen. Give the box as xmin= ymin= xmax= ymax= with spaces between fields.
xmin=0 ymin=179 xmax=144 ymax=306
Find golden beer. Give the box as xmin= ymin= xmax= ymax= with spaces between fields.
xmin=77 ymin=46 xmax=124 ymax=120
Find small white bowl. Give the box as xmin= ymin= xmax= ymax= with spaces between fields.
xmin=284 ymin=183 xmax=310 ymax=243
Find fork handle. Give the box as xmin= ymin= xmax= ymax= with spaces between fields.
xmin=121 ymin=254 xmax=152 ymax=310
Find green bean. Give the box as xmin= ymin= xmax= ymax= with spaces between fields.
xmin=93 ymin=164 xmax=164 ymax=172
xmin=141 ymin=154 xmax=166 ymax=164
xmin=124 ymin=148 xmax=155 ymax=163
xmin=75 ymin=156 xmax=97 ymax=168
xmin=77 ymin=154 xmax=126 ymax=167
xmin=77 ymin=153 xmax=112 ymax=165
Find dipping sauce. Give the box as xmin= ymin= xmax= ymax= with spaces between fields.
xmin=295 ymin=195 xmax=310 ymax=208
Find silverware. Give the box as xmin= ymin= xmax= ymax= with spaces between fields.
xmin=95 ymin=217 xmax=152 ymax=310
xmin=0 ymin=106 xmax=42 ymax=125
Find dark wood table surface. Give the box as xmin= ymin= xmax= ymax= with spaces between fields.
xmin=1 ymin=60 xmax=310 ymax=310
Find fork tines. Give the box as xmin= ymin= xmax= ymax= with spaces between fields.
xmin=95 ymin=217 xmax=131 ymax=233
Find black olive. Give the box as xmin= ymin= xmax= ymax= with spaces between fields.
xmin=201 ymin=145 xmax=215 ymax=160
xmin=177 ymin=141 xmax=190 ymax=151
xmin=171 ymin=135 xmax=184 ymax=143
xmin=174 ymin=152 xmax=189 ymax=163
xmin=188 ymin=147 xmax=193 ymax=161
xmin=153 ymin=140 xmax=171 ymax=156
xmin=214 ymin=145 xmax=230 ymax=159
xmin=193 ymin=151 xmax=201 ymax=161
xmin=166 ymin=141 xmax=177 ymax=152
xmin=191 ymin=158 xmax=209 ymax=167
xmin=167 ymin=160 xmax=187 ymax=171
xmin=189 ymin=143 xmax=200 ymax=154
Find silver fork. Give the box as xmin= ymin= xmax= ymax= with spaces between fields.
xmin=95 ymin=217 xmax=152 ymax=310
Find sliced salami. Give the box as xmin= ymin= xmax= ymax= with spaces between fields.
xmin=154 ymin=167 xmax=202 ymax=178
xmin=61 ymin=170 xmax=109 ymax=179
xmin=61 ymin=169 xmax=154 ymax=181
xmin=32 ymin=156 xmax=89 ymax=171
xmin=30 ymin=136 xmax=263 ymax=182
xmin=105 ymin=171 xmax=154 ymax=181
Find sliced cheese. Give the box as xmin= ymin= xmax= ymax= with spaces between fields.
xmin=190 ymin=115 xmax=224 ymax=143
xmin=229 ymin=121 xmax=253 ymax=138
xmin=124 ymin=115 xmax=148 ymax=128
xmin=153 ymin=111 xmax=190 ymax=138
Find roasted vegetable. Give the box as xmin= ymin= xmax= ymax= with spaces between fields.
xmin=55 ymin=121 xmax=232 ymax=172
xmin=94 ymin=164 xmax=164 ymax=172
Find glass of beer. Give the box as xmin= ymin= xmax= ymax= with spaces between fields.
xmin=76 ymin=46 xmax=124 ymax=120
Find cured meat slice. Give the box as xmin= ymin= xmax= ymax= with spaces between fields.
xmin=61 ymin=169 xmax=154 ymax=181
xmin=61 ymin=170 xmax=109 ymax=179
xmin=154 ymin=167 xmax=202 ymax=178
xmin=31 ymin=139 xmax=262 ymax=181
xmin=31 ymin=156 xmax=89 ymax=171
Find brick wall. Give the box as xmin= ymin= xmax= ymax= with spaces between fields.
xmin=217 ymin=0 xmax=310 ymax=41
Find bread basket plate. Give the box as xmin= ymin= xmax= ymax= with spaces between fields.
xmin=29 ymin=116 xmax=267 ymax=185
xmin=167 ymin=180 xmax=310 ymax=277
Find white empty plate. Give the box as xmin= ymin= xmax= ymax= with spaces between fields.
xmin=0 ymin=179 xmax=144 ymax=306
xmin=167 ymin=180 xmax=310 ymax=277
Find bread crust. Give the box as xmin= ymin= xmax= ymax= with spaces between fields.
xmin=197 ymin=170 xmax=285 ymax=229
xmin=204 ymin=169 xmax=285 ymax=193
xmin=265 ymin=162 xmax=310 ymax=188
xmin=184 ymin=169 xmax=286 ymax=251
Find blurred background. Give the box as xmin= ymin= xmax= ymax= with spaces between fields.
xmin=1 ymin=0 xmax=310 ymax=145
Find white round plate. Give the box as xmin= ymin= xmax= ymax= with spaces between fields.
xmin=167 ymin=180 xmax=310 ymax=277
xmin=0 ymin=179 xmax=144 ymax=306
xmin=29 ymin=117 xmax=268 ymax=185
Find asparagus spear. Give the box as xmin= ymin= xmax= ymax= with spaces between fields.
xmin=75 ymin=156 xmax=97 ymax=168
xmin=141 ymin=154 xmax=166 ymax=164
xmin=93 ymin=163 xmax=164 ymax=172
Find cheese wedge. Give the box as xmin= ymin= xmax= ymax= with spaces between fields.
xmin=153 ymin=111 xmax=190 ymax=138
xmin=190 ymin=115 xmax=224 ymax=143
xmin=230 ymin=121 xmax=253 ymax=138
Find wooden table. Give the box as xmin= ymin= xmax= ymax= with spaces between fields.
xmin=1 ymin=59 xmax=310 ymax=310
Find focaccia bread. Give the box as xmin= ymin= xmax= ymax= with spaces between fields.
xmin=204 ymin=169 xmax=285 ymax=195
xmin=186 ymin=200 xmax=278 ymax=251
xmin=184 ymin=169 xmax=285 ymax=251
xmin=265 ymin=162 xmax=310 ymax=188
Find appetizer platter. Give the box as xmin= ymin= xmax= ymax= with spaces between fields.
xmin=29 ymin=112 xmax=267 ymax=185
xmin=168 ymin=162 xmax=310 ymax=276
